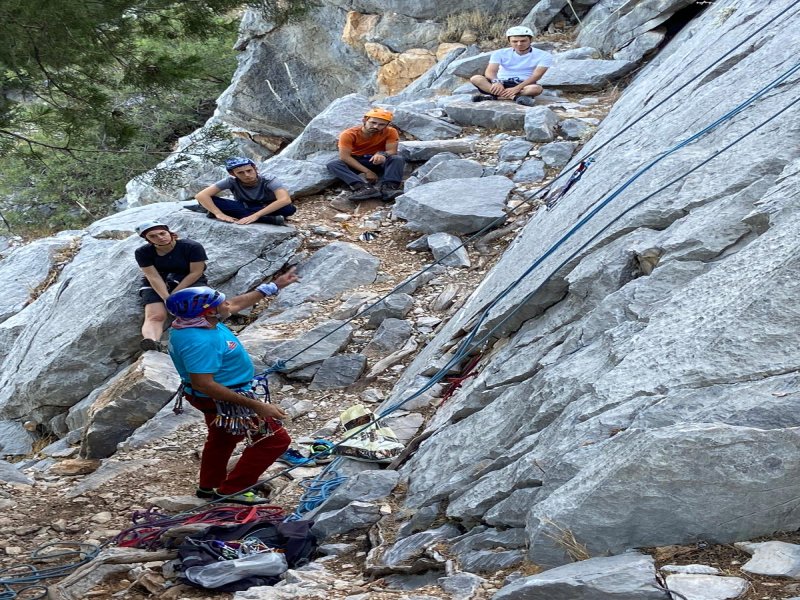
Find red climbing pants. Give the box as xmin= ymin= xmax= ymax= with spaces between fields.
xmin=186 ymin=395 xmax=291 ymax=495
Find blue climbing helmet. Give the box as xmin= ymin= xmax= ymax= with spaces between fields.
xmin=225 ymin=156 xmax=255 ymax=171
xmin=166 ymin=286 xmax=226 ymax=318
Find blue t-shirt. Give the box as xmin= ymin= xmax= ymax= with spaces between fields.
xmin=169 ymin=323 xmax=254 ymax=396
xmin=489 ymin=47 xmax=554 ymax=80
xmin=213 ymin=175 xmax=286 ymax=207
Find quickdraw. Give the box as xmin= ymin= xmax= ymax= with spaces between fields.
xmin=546 ymin=157 xmax=594 ymax=209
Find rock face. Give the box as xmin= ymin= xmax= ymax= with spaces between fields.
xmin=388 ymin=0 xmax=800 ymax=574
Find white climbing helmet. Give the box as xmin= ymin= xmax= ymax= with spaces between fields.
xmin=506 ymin=26 xmax=535 ymax=38
xmin=135 ymin=221 xmax=170 ymax=238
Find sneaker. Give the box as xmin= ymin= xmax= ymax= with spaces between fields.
xmin=380 ymin=183 xmax=403 ymax=201
xmin=472 ymin=94 xmax=497 ymax=102
xmin=213 ymin=490 xmax=271 ymax=506
xmin=261 ymin=215 xmax=285 ymax=226
xmin=277 ymin=448 xmax=315 ymax=467
xmin=349 ymin=184 xmax=382 ymax=201
xmin=183 ymin=203 xmax=207 ymax=214
xmin=196 ymin=487 xmax=216 ymax=499
xmin=140 ymin=338 xmax=165 ymax=352
xmin=515 ymin=96 xmax=536 ymax=107
xmin=310 ymin=439 xmax=335 ymax=464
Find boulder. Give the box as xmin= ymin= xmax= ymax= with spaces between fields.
xmin=493 ymin=552 xmax=665 ymax=599
xmin=513 ymin=159 xmax=546 ymax=183
xmin=377 ymin=49 xmax=437 ymax=96
xmin=0 ymin=421 xmax=33 ymax=457
xmin=538 ymin=59 xmax=637 ymax=91
xmin=498 ymin=139 xmax=534 ymax=162
xmin=427 ymin=233 xmax=470 ymax=267
xmin=438 ymin=573 xmax=484 ymax=599
xmin=445 ymin=101 xmax=527 ymax=131
xmin=521 ymin=0 xmax=570 ymax=32
xmin=81 ymin=352 xmax=181 ymax=459
xmin=560 ymin=118 xmax=595 ymax=140
xmin=663 ymin=574 xmax=749 ymax=600
xmin=259 ymin=156 xmax=337 ymax=197
xmin=0 ymin=236 xmax=80 ymax=325
xmin=364 ymin=319 xmax=414 ymax=358
xmin=261 ymin=320 xmax=353 ymax=375
xmin=0 ymin=460 xmax=34 ymax=485
xmin=614 ymin=29 xmax=666 ymax=63
xmin=309 ymin=354 xmax=367 ymax=390
xmin=392 ymin=108 xmax=462 ymax=141
xmin=393 ymin=176 xmax=513 ymax=234
xmin=273 ymin=242 xmax=380 ymax=309
xmin=540 ymin=141 xmax=578 ymax=169
xmin=399 ymin=138 xmax=478 ymax=161
xmin=524 ymin=107 xmax=560 ymax=142
xmin=311 ymin=501 xmax=383 ymax=540
xmin=310 ymin=470 xmax=400 ymax=518
xmin=419 ymin=159 xmax=484 ymax=185
xmin=738 ymin=541 xmax=800 ymax=578
xmin=389 ymin=45 xmax=479 ymax=99
xmin=117 ymin=400 xmax=204 ymax=452
xmin=364 ymin=294 xmax=415 ymax=329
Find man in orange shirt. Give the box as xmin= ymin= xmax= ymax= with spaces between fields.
xmin=326 ymin=108 xmax=406 ymax=201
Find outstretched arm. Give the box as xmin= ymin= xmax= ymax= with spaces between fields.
xmin=224 ymin=267 xmax=299 ymax=313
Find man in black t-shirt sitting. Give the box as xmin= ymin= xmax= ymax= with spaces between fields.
xmin=134 ymin=221 xmax=208 ymax=352
xmin=194 ymin=157 xmax=297 ymax=226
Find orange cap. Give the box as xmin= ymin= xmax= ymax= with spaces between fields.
xmin=364 ymin=108 xmax=394 ymax=122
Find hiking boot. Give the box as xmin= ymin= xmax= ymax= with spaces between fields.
xmin=380 ymin=182 xmax=403 ymax=201
xmin=261 ymin=215 xmax=285 ymax=226
xmin=277 ymin=448 xmax=315 ymax=467
xmin=140 ymin=338 xmax=165 ymax=352
xmin=213 ymin=490 xmax=272 ymax=506
xmin=350 ymin=184 xmax=382 ymax=201
xmin=515 ymin=96 xmax=536 ymax=107
xmin=472 ymin=94 xmax=497 ymax=102
xmin=196 ymin=487 xmax=217 ymax=499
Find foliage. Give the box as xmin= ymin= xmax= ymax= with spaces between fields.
xmin=438 ymin=10 xmax=515 ymax=46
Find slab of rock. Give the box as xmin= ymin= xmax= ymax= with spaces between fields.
xmin=513 ymin=159 xmax=546 ymax=184
xmin=538 ymin=59 xmax=637 ymax=91
xmin=0 ymin=236 xmax=78 ymax=324
xmin=394 ymin=176 xmax=513 ymax=234
xmin=438 ymin=572 xmax=484 ymax=599
xmin=445 ymin=101 xmax=527 ymax=131
xmin=392 ymin=108 xmax=462 ymax=141
xmin=398 ymin=503 xmax=441 ymax=538
xmin=524 ymin=107 xmax=559 ymax=142
xmin=662 ymin=564 xmax=721 ymax=575
xmin=556 ymin=47 xmax=601 ymax=61
xmin=259 ymin=156 xmax=336 ymax=197
xmin=419 ymin=159 xmax=484 ymax=185
xmin=614 ymin=29 xmax=666 ymax=63
xmin=738 ymin=540 xmax=800 ymax=578
xmin=664 ymin=574 xmax=749 ymax=600
xmin=427 ymin=232 xmax=470 ymax=267
xmin=0 ymin=421 xmax=33 ymax=456
xmin=540 ymin=141 xmax=578 ymax=169
xmin=499 ymin=139 xmax=534 ymax=161
xmin=384 ymin=412 xmax=425 ymax=444
xmin=522 ymin=0 xmax=569 ymax=31
xmin=331 ymin=291 xmax=379 ymax=320
xmin=66 ymin=459 xmax=157 ymax=497
xmin=273 ymin=242 xmax=379 ymax=309
xmin=310 ymin=501 xmax=383 ymax=540
xmin=493 ymin=552 xmax=665 ymax=599
xmin=399 ymin=138 xmax=478 ymax=162
xmin=364 ymin=294 xmax=414 ymax=329
xmin=560 ymin=118 xmax=595 ymax=140
xmin=372 ymin=524 xmax=460 ymax=573
xmin=309 ymin=354 xmax=367 ymax=390
xmin=262 ymin=320 xmax=353 ymax=375
xmin=117 ymin=398 xmax=204 ymax=452
xmin=81 ymin=352 xmax=181 ymax=459
xmin=494 ymin=161 xmax=520 ymax=177
xmin=364 ymin=319 xmax=414 ymax=358
xmin=0 ymin=460 xmax=34 ymax=485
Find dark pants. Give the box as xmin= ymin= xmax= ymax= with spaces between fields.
xmin=326 ymin=155 xmax=406 ymax=188
xmin=187 ymin=395 xmax=291 ymax=495
xmin=210 ymin=196 xmax=297 ymax=221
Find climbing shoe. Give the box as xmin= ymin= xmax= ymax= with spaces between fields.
xmin=195 ymin=487 xmax=217 ymax=499
xmin=310 ymin=439 xmax=335 ymax=464
xmin=261 ymin=215 xmax=285 ymax=226
xmin=380 ymin=182 xmax=403 ymax=201
xmin=213 ymin=490 xmax=271 ymax=506
xmin=140 ymin=338 xmax=165 ymax=352
xmin=349 ymin=184 xmax=382 ymax=201
xmin=514 ymin=96 xmax=537 ymax=107
xmin=277 ymin=448 xmax=315 ymax=467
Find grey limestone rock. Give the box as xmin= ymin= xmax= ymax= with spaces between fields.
xmin=392 ymin=108 xmax=462 ymax=141
xmin=0 ymin=421 xmax=33 ymax=456
xmin=364 ymin=294 xmax=414 ymax=329
xmin=738 ymin=541 xmax=800 ymax=578
xmin=663 ymin=574 xmax=749 ymax=600
xmin=524 ymin=107 xmax=560 ymax=142
xmin=538 ymin=59 xmax=637 ymax=91
xmin=445 ymin=101 xmax=527 ymax=131
xmin=419 ymin=159 xmax=484 ymax=185
xmin=374 ymin=524 xmax=461 ymax=571
xmin=540 ymin=141 xmax=578 ymax=168
xmin=118 ymin=401 xmax=204 ymax=452
xmin=261 ymin=320 xmax=353 ymax=376
xmin=521 ymin=0 xmax=570 ymax=32
xmin=311 ymin=470 xmax=400 ymax=518
xmin=560 ymin=118 xmax=595 ymax=140
xmin=556 ymin=47 xmax=601 ymax=61
xmin=66 ymin=459 xmax=158 ymax=498
xmin=393 ymin=176 xmax=513 ymax=234
xmin=438 ymin=572 xmax=485 ymax=599
xmin=400 ymin=138 xmax=478 ymax=162
xmin=364 ymin=319 xmax=414 ymax=358
xmin=259 ymin=156 xmax=336 ymax=197
xmin=0 ymin=459 xmax=34 ymax=485
xmin=513 ymin=159 xmax=546 ymax=184
xmin=309 ymin=354 xmax=367 ymax=390
xmin=493 ymin=552 xmax=665 ymax=599
xmin=498 ymin=139 xmax=534 ymax=162
xmin=494 ymin=161 xmax=521 ymax=177
xmin=427 ymin=232 xmax=470 ymax=268
xmin=310 ymin=501 xmax=383 ymax=540
xmin=614 ymin=29 xmax=666 ymax=63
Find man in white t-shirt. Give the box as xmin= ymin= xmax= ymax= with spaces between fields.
xmin=470 ymin=25 xmax=554 ymax=107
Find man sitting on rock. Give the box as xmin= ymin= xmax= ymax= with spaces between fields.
xmin=470 ymin=25 xmax=554 ymax=107
xmin=195 ymin=157 xmax=296 ymax=225
xmin=326 ymin=108 xmax=405 ymax=201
